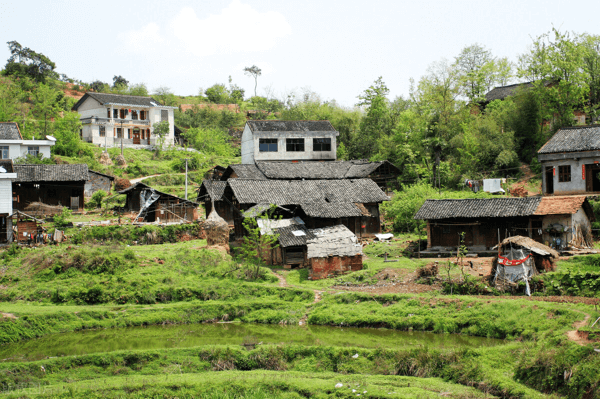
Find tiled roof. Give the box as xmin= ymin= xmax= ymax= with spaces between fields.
xmin=89 ymin=170 xmax=115 ymax=180
xmin=414 ymin=197 xmax=542 ymax=220
xmin=13 ymin=164 xmax=89 ymax=182
xmin=255 ymin=160 xmax=399 ymax=180
xmin=275 ymin=224 xmax=316 ymax=248
xmin=299 ymin=202 xmax=365 ymax=218
xmin=535 ymin=196 xmax=589 ymax=216
xmin=228 ymin=179 xmax=389 ymax=206
xmin=119 ymin=182 xmax=198 ymax=205
xmin=0 ymin=122 xmax=23 ymax=140
xmin=247 ymin=120 xmax=336 ymax=133
xmin=72 ymin=92 xmax=168 ymax=110
xmin=538 ymin=125 xmax=600 ymax=154
xmin=223 ymin=164 xmax=267 ymax=180
xmin=485 ymin=82 xmax=534 ymax=102
xmin=198 ymin=180 xmax=227 ymax=202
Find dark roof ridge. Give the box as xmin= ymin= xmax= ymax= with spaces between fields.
xmin=555 ymin=124 xmax=600 ymax=130
xmin=489 ymin=81 xmax=534 ymax=90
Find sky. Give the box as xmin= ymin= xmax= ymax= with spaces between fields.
xmin=1 ymin=0 xmax=599 ymax=107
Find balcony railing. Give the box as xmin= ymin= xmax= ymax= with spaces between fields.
xmin=80 ymin=117 xmax=150 ymax=126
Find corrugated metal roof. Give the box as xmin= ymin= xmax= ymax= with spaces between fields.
xmin=257 ymin=217 xmax=304 ymax=236
xmin=538 ymin=125 xmax=600 ymax=154
xmin=13 ymin=164 xmax=89 ymax=182
xmin=414 ymin=197 xmax=542 ymax=220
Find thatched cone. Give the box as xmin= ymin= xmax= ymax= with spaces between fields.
xmin=115 ymin=154 xmax=127 ymax=167
xmin=99 ymin=152 xmax=113 ymax=165
xmin=204 ymin=207 xmax=230 ymax=253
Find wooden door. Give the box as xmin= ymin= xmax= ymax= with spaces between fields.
xmin=133 ymin=128 xmax=140 ymax=145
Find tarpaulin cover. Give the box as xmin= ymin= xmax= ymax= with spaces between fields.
xmin=494 ymin=247 xmax=536 ymax=295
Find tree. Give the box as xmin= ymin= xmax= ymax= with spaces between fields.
xmin=90 ymin=80 xmax=108 ymax=93
xmin=153 ymin=87 xmax=177 ymax=106
xmin=582 ymin=34 xmax=600 ymax=121
xmin=205 ymin=84 xmax=231 ymax=104
xmin=244 ymin=65 xmax=262 ymax=97
xmin=32 ymin=84 xmax=60 ymax=135
xmin=112 ymin=75 xmax=129 ymax=88
xmin=128 ymin=83 xmax=149 ymax=97
xmin=152 ymin=120 xmax=170 ymax=154
xmin=52 ymin=111 xmax=89 ymax=157
xmin=3 ymin=41 xmax=57 ymax=83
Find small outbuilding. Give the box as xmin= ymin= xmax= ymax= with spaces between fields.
xmin=85 ymin=170 xmax=115 ymax=197
xmin=118 ymin=182 xmax=199 ymax=223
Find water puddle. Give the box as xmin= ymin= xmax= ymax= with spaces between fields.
xmin=0 ymin=323 xmax=503 ymax=362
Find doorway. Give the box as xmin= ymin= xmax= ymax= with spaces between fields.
xmin=545 ymin=167 xmax=554 ymax=194
xmin=585 ymin=163 xmax=600 ymax=192
xmin=133 ymin=128 xmax=140 ymax=145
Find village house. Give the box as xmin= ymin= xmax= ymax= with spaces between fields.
xmin=241 ymin=120 xmax=339 ymax=163
xmin=224 ymin=178 xmax=389 ymax=240
xmin=538 ymin=125 xmax=600 ymax=195
xmin=72 ymin=92 xmax=177 ymax=147
xmin=414 ymin=196 xmax=594 ymax=254
xmin=12 ymin=164 xmax=89 ymax=212
xmin=118 ymin=182 xmax=198 ymax=223
xmin=0 ymin=122 xmax=55 ymax=160
xmin=84 ymin=170 xmax=115 ymax=197
xmin=0 ymin=160 xmax=17 ymax=244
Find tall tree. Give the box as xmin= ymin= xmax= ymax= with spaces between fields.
xmin=3 ymin=41 xmax=57 ymax=83
xmin=32 ymin=84 xmax=60 ymax=136
xmin=244 ymin=65 xmax=262 ymax=97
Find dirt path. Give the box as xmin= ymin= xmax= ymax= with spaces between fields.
xmin=567 ymin=312 xmax=592 ymax=345
xmin=130 ymin=174 xmax=163 ymax=184
xmin=1 ymin=312 xmax=16 ymax=319
xmin=272 ymin=270 xmax=324 ymax=325
xmin=273 ymin=271 xmax=289 ymax=288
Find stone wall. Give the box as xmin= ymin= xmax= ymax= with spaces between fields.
xmin=309 ymin=255 xmax=362 ymax=280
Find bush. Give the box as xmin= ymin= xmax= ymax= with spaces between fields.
xmin=88 ymin=190 xmax=107 ymax=209
xmin=53 ymin=207 xmax=72 ymax=228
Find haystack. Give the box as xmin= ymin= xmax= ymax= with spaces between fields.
xmin=115 ymin=154 xmax=127 ymax=167
xmin=24 ymin=202 xmax=64 ymax=217
xmin=204 ymin=207 xmax=230 ymax=252
xmin=99 ymin=152 xmax=113 ymax=166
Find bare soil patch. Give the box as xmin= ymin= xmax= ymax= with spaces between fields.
xmin=333 ymin=267 xmax=440 ymax=294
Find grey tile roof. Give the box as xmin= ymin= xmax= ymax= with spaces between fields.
xmin=228 ymin=179 xmax=389 ymax=206
xmin=72 ymin=92 xmax=166 ymax=110
xmin=198 ymin=180 xmax=227 ymax=202
xmin=485 ymin=82 xmax=534 ymax=102
xmin=538 ymin=125 xmax=600 ymax=154
xmin=0 ymin=122 xmax=23 ymax=140
xmin=120 ymin=182 xmax=198 ymax=205
xmin=299 ymin=202 xmax=364 ymax=218
xmin=275 ymin=224 xmax=316 ymax=248
xmin=247 ymin=120 xmax=336 ymax=133
xmin=223 ymin=164 xmax=267 ymax=180
xmin=89 ymin=170 xmax=115 ymax=180
xmin=414 ymin=197 xmax=542 ymax=220
xmin=13 ymin=164 xmax=89 ymax=182
xmin=255 ymin=160 xmax=398 ymax=180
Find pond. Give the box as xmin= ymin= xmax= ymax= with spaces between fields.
xmin=0 ymin=323 xmax=504 ymax=362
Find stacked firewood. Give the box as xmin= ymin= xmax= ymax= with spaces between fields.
xmin=569 ymin=224 xmax=592 ymax=249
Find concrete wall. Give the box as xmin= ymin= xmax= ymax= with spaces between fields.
xmin=0 ymin=178 xmax=15 ymax=215
xmin=240 ymin=125 xmax=337 ymax=164
xmin=540 ymin=158 xmax=586 ymax=195
xmin=0 ymin=141 xmax=53 ymax=160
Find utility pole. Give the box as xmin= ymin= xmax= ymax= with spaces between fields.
xmin=185 ymin=158 xmax=188 ymax=200
xmin=120 ymin=119 xmax=124 ymax=156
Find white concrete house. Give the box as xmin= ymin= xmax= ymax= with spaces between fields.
xmin=0 ymin=123 xmax=55 ymax=160
xmin=72 ymin=92 xmax=177 ymax=148
xmin=241 ymin=120 xmax=339 ymax=164
xmin=0 ymin=160 xmax=17 ymax=244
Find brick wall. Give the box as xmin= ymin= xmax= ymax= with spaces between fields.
xmin=309 ymin=255 xmax=362 ymax=280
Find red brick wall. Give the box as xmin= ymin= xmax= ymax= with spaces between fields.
xmin=309 ymin=255 xmax=363 ymax=280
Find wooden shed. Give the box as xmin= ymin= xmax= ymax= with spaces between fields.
xmin=119 ymin=182 xmax=198 ymax=223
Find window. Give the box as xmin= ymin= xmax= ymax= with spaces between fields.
xmin=558 ymin=165 xmax=571 ymax=182
xmin=107 ymin=108 xmax=110 ymax=118
xmin=140 ymin=110 xmax=146 ymax=120
xmin=0 ymin=146 xmax=8 ymax=159
xmin=116 ymin=128 xmax=123 ymax=139
xmin=286 ymin=138 xmax=304 ymax=152
xmin=28 ymin=146 xmax=39 ymax=157
xmin=161 ymin=110 xmax=168 ymax=121
xmin=99 ymin=126 xmax=106 ymax=137
xmin=119 ymin=109 xmax=125 ymax=119
xmin=313 ymin=138 xmax=331 ymax=152
xmin=259 ymin=138 xmax=278 ymax=152
xmin=128 ymin=128 xmax=132 ymax=139
xmin=113 ymin=109 xmax=118 ymax=118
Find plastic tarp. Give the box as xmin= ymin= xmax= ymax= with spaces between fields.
xmin=483 ymin=179 xmax=505 ymax=194
xmin=494 ymin=247 xmax=536 ymax=296
xmin=136 ymin=188 xmax=161 ymax=221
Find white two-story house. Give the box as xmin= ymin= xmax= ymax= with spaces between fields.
xmin=241 ymin=120 xmax=339 ymax=164
xmin=72 ymin=92 xmax=177 ymax=147
xmin=0 ymin=122 xmax=55 ymax=160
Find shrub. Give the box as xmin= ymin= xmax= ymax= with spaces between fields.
xmin=88 ymin=190 xmax=107 ymax=209
xmin=53 ymin=207 xmax=72 ymax=228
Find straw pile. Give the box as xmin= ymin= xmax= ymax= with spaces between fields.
xmin=24 ymin=202 xmax=64 ymax=216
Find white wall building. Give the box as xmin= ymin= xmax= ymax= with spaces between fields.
xmin=72 ymin=92 xmax=177 ymax=148
xmin=0 ymin=123 xmax=55 ymax=160
xmin=241 ymin=120 xmax=339 ymax=164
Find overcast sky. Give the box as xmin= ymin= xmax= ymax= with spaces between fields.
xmin=1 ymin=0 xmax=598 ymax=107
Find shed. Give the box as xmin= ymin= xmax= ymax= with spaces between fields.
xmin=119 ymin=182 xmax=198 ymax=223
xmin=415 ymin=196 xmax=595 ymax=253
xmin=12 ymin=164 xmax=89 ymax=212
xmin=85 ymin=170 xmax=115 ymax=197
